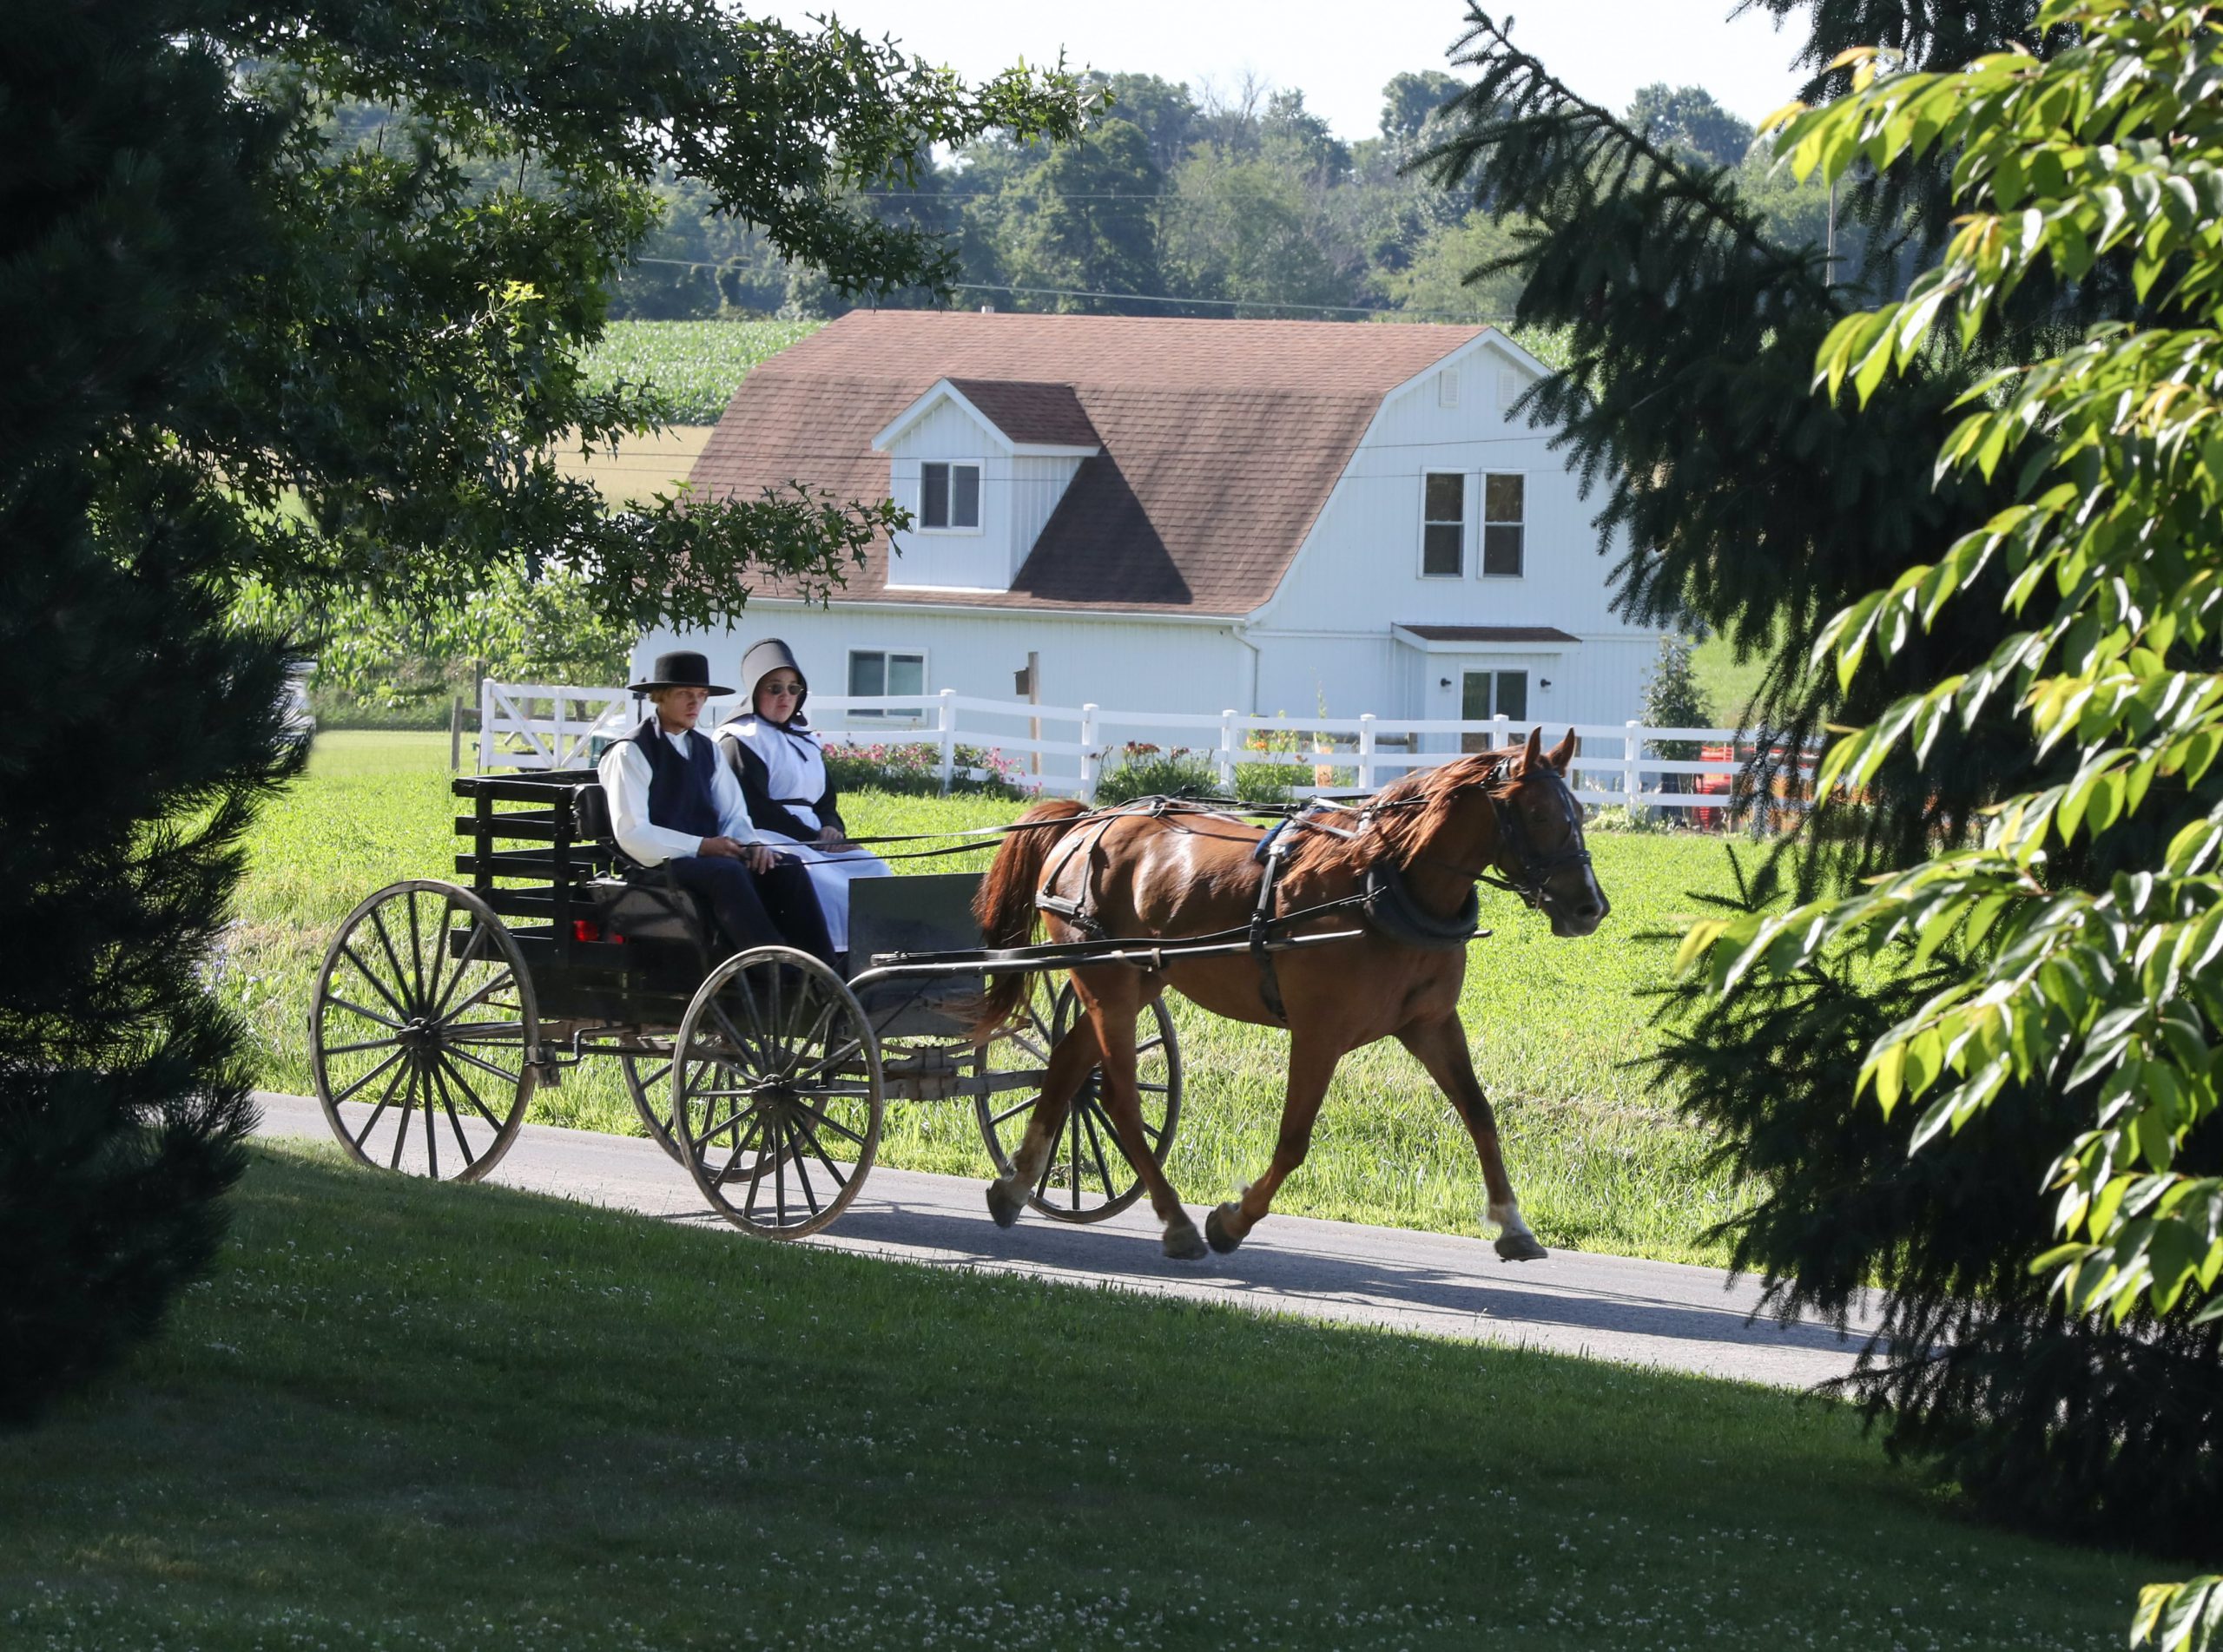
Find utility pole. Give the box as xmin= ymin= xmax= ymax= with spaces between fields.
xmin=1826 ymin=179 xmax=1837 ymax=284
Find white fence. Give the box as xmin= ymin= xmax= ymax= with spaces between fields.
xmin=478 ymin=680 xmax=1808 ymax=812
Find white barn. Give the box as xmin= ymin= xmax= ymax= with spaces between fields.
xmin=636 ymin=311 xmax=1664 ymax=740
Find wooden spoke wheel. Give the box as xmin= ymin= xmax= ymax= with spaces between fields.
xmin=311 ymin=879 xmax=538 ymax=1182
xmin=672 ymin=947 xmax=884 ymax=1239
xmin=618 ymin=1046 xmax=683 ymax=1162
xmin=972 ymin=981 xmax=1182 ymax=1223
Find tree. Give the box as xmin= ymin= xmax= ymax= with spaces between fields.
xmin=0 ymin=0 xmax=1079 ymax=1423
xmin=1000 ymin=118 xmax=1164 ymax=311
xmin=1374 ymin=209 xmax=1527 ymax=319
xmin=1639 ymin=635 xmax=1713 ymax=795
xmin=1381 ymin=70 xmax=1469 ymax=151
xmin=1416 ymin=0 xmax=2218 ymax=1551
xmin=1095 ymin=72 xmax=1198 ymax=174
xmin=1684 ymin=4 xmax=2223 ymax=1634
xmin=1625 ymin=82 xmax=1755 ymax=169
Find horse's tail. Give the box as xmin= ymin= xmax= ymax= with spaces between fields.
xmin=971 ymin=798 xmax=1090 ymax=1036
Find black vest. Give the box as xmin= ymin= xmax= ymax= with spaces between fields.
xmin=622 ymin=715 xmax=721 ymax=839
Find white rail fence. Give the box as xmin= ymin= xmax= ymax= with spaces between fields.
xmin=478 ymin=681 xmax=1809 ymax=812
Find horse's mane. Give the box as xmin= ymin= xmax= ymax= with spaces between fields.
xmin=1283 ymin=748 xmax=1519 ymax=879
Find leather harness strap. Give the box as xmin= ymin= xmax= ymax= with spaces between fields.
xmin=1249 ymin=829 xmax=1296 ymax=1023
xmin=1032 ymin=806 xmax=1138 ymax=942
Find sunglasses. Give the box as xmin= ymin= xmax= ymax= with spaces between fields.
xmin=761 ymin=681 xmax=804 ymax=696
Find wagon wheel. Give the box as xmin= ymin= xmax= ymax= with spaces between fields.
xmin=672 ymin=947 xmax=884 ymax=1239
xmin=972 ymin=980 xmax=1183 ymax=1223
xmin=618 ymin=1046 xmax=683 ymax=1162
xmin=311 ymin=879 xmax=539 ymax=1182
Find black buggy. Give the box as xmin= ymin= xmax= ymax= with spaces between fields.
xmin=307 ymin=772 xmax=1182 ymax=1238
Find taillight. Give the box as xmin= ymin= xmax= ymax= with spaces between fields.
xmin=572 ymin=919 xmax=604 ymax=942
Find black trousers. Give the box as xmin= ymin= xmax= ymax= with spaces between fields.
xmin=661 ymin=854 xmax=837 ymax=971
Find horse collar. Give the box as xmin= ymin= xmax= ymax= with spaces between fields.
xmin=1362 ymin=862 xmax=1481 ymax=950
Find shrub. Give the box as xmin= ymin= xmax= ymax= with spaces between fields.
xmin=821 ymin=740 xmax=1026 ymax=798
xmin=1094 ymin=743 xmax=1219 ymax=806
xmin=1234 ymin=724 xmax=1303 ymax=807
xmin=1232 ymin=761 xmax=1295 ymax=807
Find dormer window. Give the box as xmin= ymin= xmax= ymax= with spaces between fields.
xmin=920 ymin=462 xmax=981 ymax=530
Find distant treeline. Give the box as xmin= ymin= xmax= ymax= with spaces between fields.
xmin=613 ymin=72 xmax=1883 ymax=325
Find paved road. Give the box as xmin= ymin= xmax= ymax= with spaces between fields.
xmin=255 ymin=1089 xmax=1877 ymax=1390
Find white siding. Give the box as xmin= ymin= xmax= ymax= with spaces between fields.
xmin=885 ymin=400 xmax=1008 ymax=591
xmin=1010 ymin=454 xmax=1085 ymax=576
xmin=1248 ymin=333 xmax=1663 ymax=730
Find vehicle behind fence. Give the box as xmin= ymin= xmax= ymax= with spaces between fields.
xmin=474 ymin=679 xmax=1811 ymax=815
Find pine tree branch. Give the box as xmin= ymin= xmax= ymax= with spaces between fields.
xmin=1419 ymin=6 xmax=1833 ymax=308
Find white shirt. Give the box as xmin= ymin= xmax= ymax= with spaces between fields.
xmin=595 ymin=724 xmax=757 ymax=866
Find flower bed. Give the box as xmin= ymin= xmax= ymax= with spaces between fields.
xmin=821 ymin=739 xmax=1026 ymax=797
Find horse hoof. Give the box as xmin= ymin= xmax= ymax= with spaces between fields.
xmin=1163 ymin=1221 xmax=1209 ymax=1261
xmin=1494 ymin=1232 xmax=1548 ymax=1262
xmin=985 ymin=1180 xmax=1025 ymax=1229
xmin=1204 ymin=1203 xmax=1244 ymax=1254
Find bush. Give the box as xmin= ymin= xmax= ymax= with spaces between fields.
xmin=821 ymin=740 xmax=1026 ymax=798
xmin=1235 ymin=724 xmax=1303 ymax=807
xmin=1094 ymin=743 xmax=1219 ymax=806
xmin=1232 ymin=761 xmax=1295 ymax=807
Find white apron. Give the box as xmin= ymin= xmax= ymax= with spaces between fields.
xmin=717 ymin=718 xmax=891 ymax=951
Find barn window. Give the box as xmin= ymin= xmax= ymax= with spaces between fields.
xmin=1481 ymin=473 xmax=1525 ymax=577
xmin=920 ymin=462 xmax=981 ymax=530
xmin=1421 ymin=472 xmax=1465 ymax=577
xmin=1436 ymin=368 xmax=1461 ymax=409
xmin=847 ymin=649 xmax=927 ymax=720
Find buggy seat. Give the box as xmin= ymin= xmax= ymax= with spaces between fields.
xmin=570 ymin=781 xmax=716 ymax=951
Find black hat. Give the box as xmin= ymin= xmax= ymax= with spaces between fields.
xmin=740 ymin=637 xmax=808 ymax=721
xmin=627 ymin=650 xmax=733 ymax=696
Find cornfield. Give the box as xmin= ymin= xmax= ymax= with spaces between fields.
xmin=578 ymin=319 xmax=825 ymax=424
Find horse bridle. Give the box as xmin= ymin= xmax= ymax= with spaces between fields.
xmin=1386 ymin=766 xmax=1594 ymax=912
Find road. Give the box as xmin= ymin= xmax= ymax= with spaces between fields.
xmin=255 ymin=1089 xmax=1877 ymax=1390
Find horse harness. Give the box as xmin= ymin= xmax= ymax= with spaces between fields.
xmin=1031 ymin=796 xmax=1490 ymax=1025
xmin=1032 ymin=797 xmax=1200 ymax=943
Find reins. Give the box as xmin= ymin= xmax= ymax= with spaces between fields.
xmin=827 ymin=793 xmax=1353 ymax=864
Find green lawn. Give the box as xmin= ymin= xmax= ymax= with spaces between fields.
xmin=1691 ymin=629 xmax=1778 ymax=728
xmin=228 ymin=733 xmax=1759 ymax=1264
xmin=0 ymin=1142 xmax=2147 ymax=1652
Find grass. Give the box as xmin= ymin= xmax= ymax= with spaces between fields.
xmin=578 ymin=318 xmax=824 ymax=424
xmin=0 ymin=1142 xmax=2149 ymax=1651
xmin=225 ymin=733 xmax=1765 ymax=1266
xmin=1691 ymin=629 xmax=1777 ymax=729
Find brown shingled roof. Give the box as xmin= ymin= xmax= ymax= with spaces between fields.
xmin=1398 ymin=625 xmax=1581 ymax=643
xmin=689 ymin=311 xmax=1487 ymax=615
xmin=943 ymin=379 xmax=1098 ymax=449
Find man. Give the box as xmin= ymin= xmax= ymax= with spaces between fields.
xmin=596 ymin=650 xmax=838 ymax=970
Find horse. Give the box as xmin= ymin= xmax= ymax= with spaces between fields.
xmin=970 ymin=725 xmax=1609 ymax=1260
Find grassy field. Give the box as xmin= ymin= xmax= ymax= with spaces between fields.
xmin=227 ymin=733 xmax=1761 ymax=1264
xmin=0 ymin=1142 xmax=2147 ymax=1652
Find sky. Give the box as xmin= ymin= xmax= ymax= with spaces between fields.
xmin=755 ymin=0 xmax=1815 ymax=140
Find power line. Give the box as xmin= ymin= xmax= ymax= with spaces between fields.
xmin=858 ymin=188 xmax=1420 ymax=203
xmin=623 ymin=254 xmax=1516 ymax=326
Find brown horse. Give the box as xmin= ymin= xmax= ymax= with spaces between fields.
xmin=971 ymin=726 xmax=1608 ymax=1260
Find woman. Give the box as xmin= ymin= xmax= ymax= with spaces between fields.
xmin=716 ymin=638 xmax=892 ymax=964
